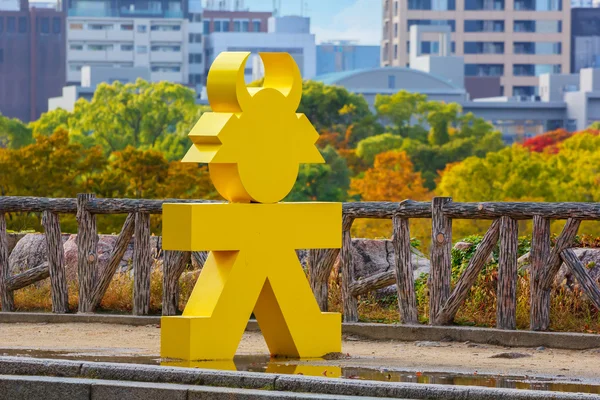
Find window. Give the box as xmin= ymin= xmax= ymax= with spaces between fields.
xmin=407 ymin=19 xmax=455 ymax=32
xmin=189 ymin=33 xmax=202 ymax=43
xmin=388 ymin=75 xmax=396 ymax=89
xmin=121 ymin=44 xmax=134 ymax=51
xmin=0 ymin=49 xmax=3 ymax=63
xmin=408 ymin=0 xmax=456 ymax=10
xmin=203 ymin=20 xmax=210 ymax=34
xmin=69 ymin=43 xmax=84 ymax=50
xmin=136 ymin=45 xmax=147 ymax=53
xmin=52 ymin=17 xmax=61 ymax=34
xmin=151 ymin=65 xmax=181 ymax=72
xmin=214 ymin=19 xmax=230 ymax=32
xmin=394 ymin=23 xmax=398 ymax=37
xmin=89 ymin=24 xmax=113 ymax=30
xmin=465 ymin=0 xmax=504 ymax=9
xmin=18 ymin=17 xmax=26 ymax=33
xmin=464 ymin=20 xmax=504 ymax=32
xmin=514 ymin=0 xmax=561 ymax=10
xmin=151 ymin=45 xmax=181 ymax=52
xmin=465 ymin=64 xmax=504 ymax=76
xmin=252 ymin=20 xmax=260 ymax=32
xmin=513 ymin=86 xmax=537 ymax=96
xmin=88 ymin=44 xmax=113 ymax=51
xmin=189 ymin=73 xmax=203 ymax=84
xmin=121 ymin=24 xmax=133 ymax=31
xmin=393 ymin=44 xmax=398 ymax=59
xmin=151 ymin=24 xmax=181 ymax=31
xmin=137 ymin=24 xmax=147 ymax=33
xmin=70 ymin=23 xmax=83 ymax=30
xmin=69 ymin=64 xmax=82 ymax=71
xmin=514 ymin=42 xmax=561 ymax=55
xmin=189 ymin=53 xmax=203 ymax=64
xmin=7 ymin=17 xmax=15 ymax=33
xmin=464 ymin=42 xmax=504 ymax=54
xmin=242 ymin=20 xmax=249 ymax=32
xmin=382 ymin=43 xmax=389 ymax=61
xmin=194 ymin=14 xmax=202 ymax=22
xmin=514 ymin=20 xmax=561 ymax=33
xmin=394 ymin=1 xmax=399 ymax=15
xmin=234 ymin=20 xmax=241 ymax=32
xmin=40 ymin=17 xmax=49 ymax=34
xmin=0 ymin=18 xmax=3 ymax=34
xmin=513 ymin=64 xmax=561 ymax=76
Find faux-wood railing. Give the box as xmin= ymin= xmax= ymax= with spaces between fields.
xmin=0 ymin=195 xmax=598 ymax=332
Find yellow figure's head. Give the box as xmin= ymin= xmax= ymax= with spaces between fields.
xmin=183 ymin=52 xmax=323 ymax=204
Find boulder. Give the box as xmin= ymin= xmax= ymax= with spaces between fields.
xmin=8 ymin=233 xmax=68 ymax=275
xmin=338 ymin=238 xmax=430 ymax=298
xmin=351 ymin=238 xmax=430 ymax=282
xmin=7 ymin=233 xmax=27 ymax=256
xmin=519 ymin=247 xmax=600 ymax=289
xmin=453 ymin=241 xmax=473 ymax=252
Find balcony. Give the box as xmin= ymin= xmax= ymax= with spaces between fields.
xmin=150 ymin=51 xmax=183 ymax=63
xmin=150 ymin=30 xmax=183 ymax=41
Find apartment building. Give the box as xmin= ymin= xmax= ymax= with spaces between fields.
xmin=65 ymin=0 xmax=189 ymax=85
xmin=0 ymin=0 xmax=65 ymax=122
xmin=381 ymin=0 xmax=572 ymax=97
xmin=317 ymin=41 xmax=381 ymax=76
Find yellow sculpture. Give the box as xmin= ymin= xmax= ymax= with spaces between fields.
xmin=161 ymin=51 xmax=342 ymax=361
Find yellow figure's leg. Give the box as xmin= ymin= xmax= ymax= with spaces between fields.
xmin=161 ymin=250 xmax=266 ymax=360
xmin=253 ymin=248 xmax=341 ymax=359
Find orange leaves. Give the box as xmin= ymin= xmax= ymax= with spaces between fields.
xmin=349 ymin=151 xmax=430 ymax=202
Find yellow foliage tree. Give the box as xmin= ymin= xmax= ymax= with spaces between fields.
xmin=350 ymin=151 xmax=430 ymax=201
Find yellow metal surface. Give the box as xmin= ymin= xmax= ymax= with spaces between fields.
xmin=182 ymin=51 xmax=323 ymax=204
xmin=161 ymin=51 xmax=341 ymax=361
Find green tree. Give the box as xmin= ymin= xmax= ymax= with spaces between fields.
xmin=356 ymin=133 xmax=404 ymax=165
xmin=0 ymin=114 xmax=32 ymax=149
xmin=375 ymin=90 xmax=428 ymax=138
xmin=299 ymin=80 xmax=372 ymax=131
xmin=286 ymin=146 xmax=350 ymax=202
xmin=29 ymin=108 xmax=71 ymax=137
xmin=436 ymin=145 xmax=551 ymax=201
xmin=76 ymin=79 xmax=198 ymax=154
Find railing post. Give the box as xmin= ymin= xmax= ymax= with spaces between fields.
xmin=42 ymin=211 xmax=69 ymax=313
xmin=89 ymin=213 xmax=136 ymax=310
xmin=308 ymin=248 xmax=339 ymax=312
xmin=392 ymin=215 xmax=418 ymax=324
xmin=76 ymin=193 xmax=98 ymax=313
xmin=162 ymin=250 xmax=191 ymax=316
xmin=497 ymin=216 xmax=518 ymax=330
xmin=0 ymin=213 xmax=14 ymax=312
xmin=340 ymin=215 xmax=358 ymax=322
xmin=530 ymin=215 xmax=550 ymax=331
xmin=429 ymin=197 xmax=452 ymax=325
xmin=133 ymin=212 xmax=151 ymax=315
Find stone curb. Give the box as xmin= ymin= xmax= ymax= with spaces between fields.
xmin=0 ymin=374 xmax=394 ymax=400
xmin=2 ymin=312 xmax=600 ymax=350
xmin=0 ymin=357 xmax=598 ymax=400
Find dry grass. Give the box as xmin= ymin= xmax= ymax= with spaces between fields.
xmin=9 ymin=257 xmax=600 ymax=334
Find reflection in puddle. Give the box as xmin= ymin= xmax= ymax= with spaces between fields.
xmin=1 ymin=348 xmax=599 ymax=394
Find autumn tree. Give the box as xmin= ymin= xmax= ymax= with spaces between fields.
xmin=522 ymin=128 xmax=573 ymax=153
xmin=350 ymin=151 xmax=430 ymax=201
xmin=375 ymin=90 xmax=428 ymax=139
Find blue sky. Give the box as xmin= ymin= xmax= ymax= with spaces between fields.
xmin=232 ymin=0 xmax=382 ymax=45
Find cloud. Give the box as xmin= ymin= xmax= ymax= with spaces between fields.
xmin=312 ymin=0 xmax=382 ymax=45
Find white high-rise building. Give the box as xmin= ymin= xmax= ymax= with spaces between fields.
xmin=65 ymin=0 xmax=194 ymax=85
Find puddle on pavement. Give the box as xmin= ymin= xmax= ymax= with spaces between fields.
xmin=2 ymin=348 xmax=599 ymax=395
